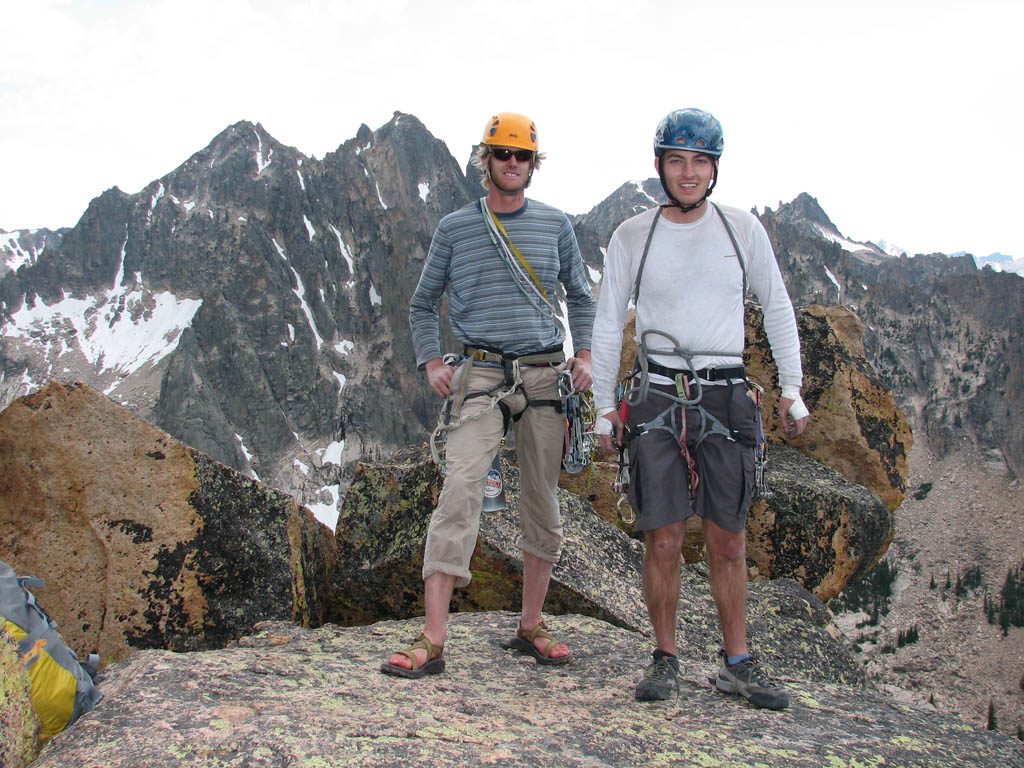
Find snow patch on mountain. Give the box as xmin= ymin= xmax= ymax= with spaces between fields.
xmin=968 ymin=252 xmax=1023 ymax=277
xmin=307 ymin=483 xmax=340 ymax=530
xmin=329 ymin=225 xmax=356 ymax=277
xmin=3 ymin=284 xmax=201 ymax=386
xmin=273 ymin=237 xmax=323 ymax=349
xmin=1 ymin=229 xmax=59 ymax=274
xmin=2 ymin=232 xmax=37 ymax=272
xmin=873 ymin=239 xmax=909 ymax=258
xmin=631 ymin=180 xmax=659 ymax=206
xmin=814 ymin=223 xmax=879 ymax=254
xmin=254 ymin=129 xmax=272 ymax=175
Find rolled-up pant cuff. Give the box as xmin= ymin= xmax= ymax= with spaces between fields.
xmin=422 ymin=561 xmax=473 ymax=589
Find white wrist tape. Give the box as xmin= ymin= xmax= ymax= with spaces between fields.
xmin=594 ymin=408 xmax=616 ymax=435
xmin=788 ymin=395 xmax=809 ymax=421
xmin=780 ymin=384 xmax=802 ymax=400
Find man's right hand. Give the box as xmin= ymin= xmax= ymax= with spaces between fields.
xmin=597 ymin=411 xmax=625 ymax=454
xmin=425 ymin=357 xmax=455 ymax=397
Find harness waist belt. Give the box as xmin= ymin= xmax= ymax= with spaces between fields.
xmin=643 ymin=360 xmax=746 ymax=382
xmin=464 ymin=344 xmax=565 ymax=367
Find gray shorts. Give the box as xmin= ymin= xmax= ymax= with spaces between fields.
xmin=626 ymin=380 xmax=757 ymax=533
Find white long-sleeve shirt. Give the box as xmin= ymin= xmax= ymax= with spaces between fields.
xmin=590 ymin=203 xmax=803 ymax=411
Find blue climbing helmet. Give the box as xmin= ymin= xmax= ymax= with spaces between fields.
xmin=653 ymin=108 xmax=724 ymax=158
xmin=653 ymin=108 xmax=723 ymax=212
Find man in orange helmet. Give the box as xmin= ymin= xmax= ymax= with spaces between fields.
xmin=382 ymin=113 xmax=595 ymax=679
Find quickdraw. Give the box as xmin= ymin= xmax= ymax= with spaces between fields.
xmin=612 ymin=377 xmax=636 ymax=524
xmin=748 ymin=380 xmax=773 ymax=499
xmin=558 ymin=369 xmax=596 ymax=474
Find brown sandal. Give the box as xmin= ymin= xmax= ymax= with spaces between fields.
xmin=380 ymin=633 xmax=446 ymax=679
xmin=502 ymin=620 xmax=572 ymax=665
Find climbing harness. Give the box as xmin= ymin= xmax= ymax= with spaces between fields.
xmin=609 ymin=202 xmax=772 ymax=512
xmin=429 ymin=345 xmax=567 ymax=466
xmin=429 ymin=345 xmax=597 ymax=481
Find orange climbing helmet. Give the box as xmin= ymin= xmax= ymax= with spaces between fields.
xmin=482 ymin=113 xmax=539 ymax=151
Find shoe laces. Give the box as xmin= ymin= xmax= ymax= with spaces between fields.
xmin=730 ymin=655 xmax=779 ymax=688
xmin=649 ymin=655 xmax=678 ymax=678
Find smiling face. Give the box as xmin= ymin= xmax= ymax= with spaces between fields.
xmin=656 ymin=149 xmax=716 ymax=210
xmin=488 ymin=145 xmax=534 ymax=196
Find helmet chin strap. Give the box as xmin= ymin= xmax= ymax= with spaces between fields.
xmin=659 ymin=160 xmax=718 ymax=213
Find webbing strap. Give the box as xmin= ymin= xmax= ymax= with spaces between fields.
xmin=463 ymin=346 xmax=564 ymax=367
xmin=712 ymin=202 xmax=748 ymax=299
xmin=632 ymin=207 xmax=663 ymax=307
xmin=487 ymin=207 xmax=549 ymax=301
xmin=632 ymin=203 xmax=749 ymax=309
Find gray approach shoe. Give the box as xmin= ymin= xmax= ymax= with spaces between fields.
xmin=634 ymin=651 xmax=680 ymax=701
xmin=714 ymin=652 xmax=789 ymax=710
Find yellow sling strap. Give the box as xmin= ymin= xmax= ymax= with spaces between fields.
xmin=487 ymin=207 xmax=550 ymax=301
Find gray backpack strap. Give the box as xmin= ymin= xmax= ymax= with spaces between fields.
xmin=712 ymin=202 xmax=747 ymax=297
xmin=632 ymin=207 xmax=664 ymax=307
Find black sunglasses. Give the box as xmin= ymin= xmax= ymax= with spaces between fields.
xmin=492 ymin=148 xmax=534 ymax=162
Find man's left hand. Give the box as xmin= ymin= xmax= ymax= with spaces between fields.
xmin=779 ymin=396 xmax=809 ymax=438
xmin=565 ymin=349 xmax=592 ymax=392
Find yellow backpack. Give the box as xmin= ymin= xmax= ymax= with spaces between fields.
xmin=0 ymin=560 xmax=102 ymax=744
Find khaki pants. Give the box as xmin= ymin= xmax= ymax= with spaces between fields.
xmin=422 ymin=362 xmax=566 ymax=587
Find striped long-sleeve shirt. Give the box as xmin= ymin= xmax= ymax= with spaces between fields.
xmin=409 ymin=198 xmax=596 ymax=367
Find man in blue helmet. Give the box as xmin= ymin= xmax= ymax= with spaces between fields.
xmin=590 ymin=108 xmax=809 ymax=708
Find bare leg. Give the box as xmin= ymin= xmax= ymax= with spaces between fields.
xmin=387 ymin=571 xmax=456 ymax=668
xmin=520 ymin=550 xmax=569 ymax=658
xmin=703 ymin=517 xmax=748 ymax=658
xmin=643 ymin=521 xmax=686 ymax=655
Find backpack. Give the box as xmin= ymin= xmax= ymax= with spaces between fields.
xmin=0 ymin=559 xmax=103 ymax=744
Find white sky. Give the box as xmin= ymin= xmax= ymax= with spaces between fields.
xmin=1 ymin=0 xmax=1022 ymax=258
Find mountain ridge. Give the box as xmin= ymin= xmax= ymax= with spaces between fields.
xmin=4 ymin=115 xmax=1023 ymax=501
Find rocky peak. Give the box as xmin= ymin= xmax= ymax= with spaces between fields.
xmin=0 ymin=114 xmax=495 ymax=528
xmin=572 ymin=178 xmax=664 ymax=277
xmin=5 ymin=382 xmax=1019 ymax=767
xmin=0 ymin=227 xmax=67 ymax=279
xmin=772 ymin=191 xmax=838 ymax=230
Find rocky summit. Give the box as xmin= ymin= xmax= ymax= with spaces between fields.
xmin=4 ymin=366 xmax=1021 ymax=765
xmin=28 ymin=614 xmax=1024 ymax=768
